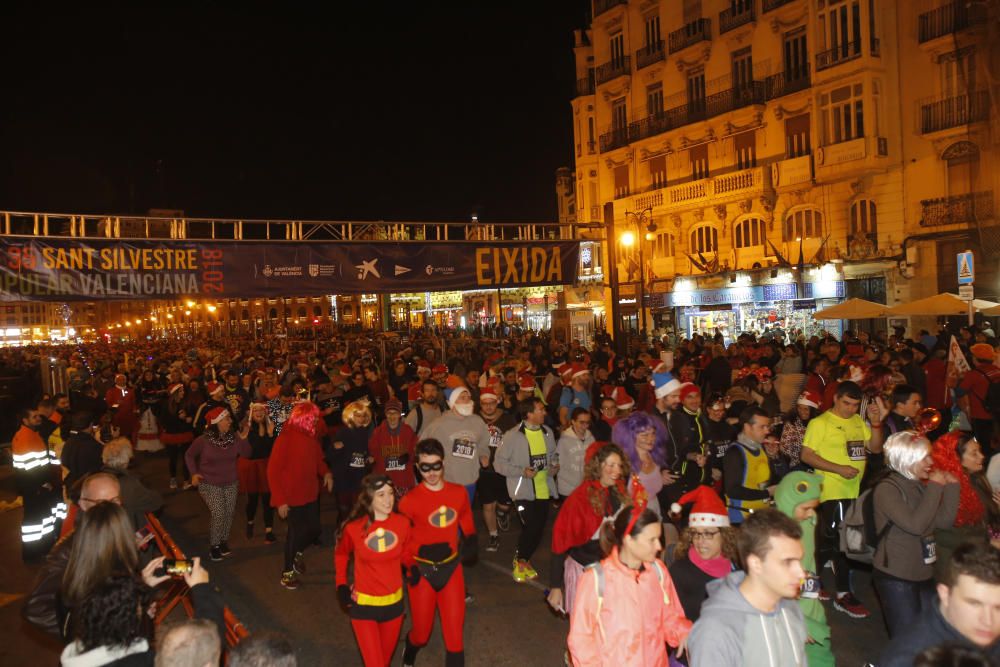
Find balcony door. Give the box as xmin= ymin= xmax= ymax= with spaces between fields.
xmin=783 ymin=27 xmax=808 ymax=81
xmin=820 ymin=0 xmax=861 ymax=62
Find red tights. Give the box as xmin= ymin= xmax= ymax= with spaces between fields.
xmin=406 ymin=567 xmax=466 ymax=652
xmin=351 ymin=616 xmax=403 ymax=667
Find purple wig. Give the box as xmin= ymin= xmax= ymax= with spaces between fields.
xmin=612 ymin=411 xmax=668 ymax=472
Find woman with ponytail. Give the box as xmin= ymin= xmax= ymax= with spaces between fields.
xmin=334 ymin=474 xmax=411 ymax=667
xmin=567 ymin=485 xmax=692 ymax=667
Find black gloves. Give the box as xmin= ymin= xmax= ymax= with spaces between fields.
xmin=461 ymin=535 xmax=478 ymax=566
xmin=408 ymin=564 xmax=421 ymax=586
xmin=337 ymin=585 xmax=352 ymax=611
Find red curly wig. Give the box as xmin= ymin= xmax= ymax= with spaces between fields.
xmin=931 ymin=431 xmax=984 ymax=527
xmin=286 ymin=401 xmax=320 ymax=437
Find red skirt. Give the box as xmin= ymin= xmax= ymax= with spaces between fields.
xmin=161 ymin=431 xmax=193 ymax=446
xmin=238 ymin=458 xmax=270 ymax=494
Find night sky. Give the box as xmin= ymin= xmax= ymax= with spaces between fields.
xmin=1 ymin=2 xmax=588 ymax=223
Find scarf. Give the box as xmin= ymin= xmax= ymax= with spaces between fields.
xmin=208 ymin=430 xmax=235 ymax=450
xmin=687 ymin=546 xmax=733 ymax=579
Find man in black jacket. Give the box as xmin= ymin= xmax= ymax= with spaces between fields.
xmin=880 ymin=542 xmax=1000 ymax=666
xmin=60 ymin=412 xmax=104 ymax=493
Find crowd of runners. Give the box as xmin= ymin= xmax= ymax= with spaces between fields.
xmin=5 ymin=322 xmax=1000 ymax=666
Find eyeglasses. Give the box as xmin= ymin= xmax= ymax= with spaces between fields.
xmin=80 ymin=496 xmax=122 ymax=507
xmin=690 ymin=530 xmax=721 ymax=540
xmin=417 ymin=462 xmax=444 ymax=473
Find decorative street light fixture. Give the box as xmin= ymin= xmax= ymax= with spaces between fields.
xmin=623 ymin=207 xmax=657 ymax=337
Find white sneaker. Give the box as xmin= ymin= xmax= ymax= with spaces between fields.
xmin=169 ymin=477 xmax=178 ymax=490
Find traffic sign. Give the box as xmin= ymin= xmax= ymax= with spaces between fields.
xmin=958 ymin=284 xmax=974 ymax=301
xmin=957 ymin=251 xmax=975 ymax=285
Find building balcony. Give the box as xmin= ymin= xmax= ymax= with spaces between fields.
xmin=593 ymin=0 xmax=628 ymax=18
xmin=629 ymin=113 xmax=674 ymax=143
xmin=920 ymin=192 xmax=994 ymax=227
xmin=720 ymin=2 xmax=756 ymax=34
xmin=763 ymin=0 xmax=795 ymax=12
xmin=920 ymin=90 xmax=990 ymax=134
xmin=815 ymin=135 xmax=889 ymax=179
xmin=919 ymin=0 xmax=988 ymax=43
xmin=771 ymin=154 xmax=814 ymax=189
xmin=636 ymin=41 xmax=665 ymax=69
xmin=595 ymin=56 xmax=630 ymax=85
xmin=765 ymin=65 xmax=811 ymax=99
xmin=634 ymin=166 xmax=772 ymax=213
xmin=815 ymin=40 xmax=861 ymax=71
xmin=575 ymin=76 xmax=595 ymax=97
xmin=599 ymin=126 xmax=630 ymax=152
xmin=669 ymin=19 xmax=711 ymax=54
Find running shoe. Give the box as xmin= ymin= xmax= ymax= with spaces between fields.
xmin=280 ymin=571 xmax=299 ymax=590
xmin=210 ymin=545 xmax=223 ymax=562
xmin=512 ymin=560 xmax=527 ymax=583
xmin=521 ymin=560 xmax=538 ymax=580
xmin=833 ymin=592 xmax=870 ymax=619
xmin=181 ymin=480 xmax=193 ymax=490
xmin=169 ymin=477 xmax=178 ymax=490
xmin=496 ymin=509 xmax=511 ymax=532
xmin=245 ymin=521 xmax=254 ymax=540
xmin=818 ymin=587 xmax=832 ymax=602
xmin=486 ymin=534 xmax=500 ymax=552
xmin=219 ymin=542 xmax=233 ymax=557
xmin=465 ymin=592 xmax=475 ymax=604
xmin=265 ymin=530 xmax=277 ymax=544
xmin=293 ymin=551 xmax=306 ymax=574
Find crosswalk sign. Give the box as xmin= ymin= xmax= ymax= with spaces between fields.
xmin=957 ymin=251 xmax=974 ymax=285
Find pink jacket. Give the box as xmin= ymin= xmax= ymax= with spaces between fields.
xmin=568 ymin=548 xmax=692 ymax=667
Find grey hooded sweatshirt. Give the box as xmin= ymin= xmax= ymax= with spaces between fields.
xmin=688 ymin=571 xmax=808 ymax=667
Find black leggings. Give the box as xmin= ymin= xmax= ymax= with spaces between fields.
xmin=284 ymin=500 xmax=320 ymax=571
xmin=817 ymin=498 xmax=854 ymax=594
xmin=246 ymin=492 xmax=274 ymax=528
xmin=515 ymin=498 xmax=550 ymax=561
xmin=167 ymin=444 xmax=190 ymax=479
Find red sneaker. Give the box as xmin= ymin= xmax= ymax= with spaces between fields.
xmin=833 ymin=592 xmax=870 ymax=619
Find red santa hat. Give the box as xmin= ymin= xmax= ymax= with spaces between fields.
xmin=518 ymin=374 xmax=536 ymax=391
xmin=679 ymin=382 xmax=701 ymax=402
xmin=204 ymin=407 xmax=229 ymax=425
xmin=479 ymin=386 xmax=499 ymax=402
xmin=416 ymin=360 xmax=432 ymax=374
xmin=613 ymin=387 xmax=634 ymax=411
xmin=206 ymin=381 xmax=224 ymax=396
xmin=570 ymin=363 xmax=589 ymax=380
xmin=670 ymin=486 xmax=730 ymax=528
xmin=432 ymin=363 xmax=449 ymax=375
xmin=797 ymin=390 xmax=821 ymax=409
xmin=168 ymin=383 xmax=184 ymax=396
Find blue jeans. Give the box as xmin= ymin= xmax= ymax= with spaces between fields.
xmin=872 ymin=571 xmax=936 ymax=638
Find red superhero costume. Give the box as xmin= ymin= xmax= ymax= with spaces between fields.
xmin=335 ymin=513 xmax=412 ymax=667
xmin=368 ymin=422 xmax=418 ymax=496
xmin=398 ymin=481 xmax=475 ymax=667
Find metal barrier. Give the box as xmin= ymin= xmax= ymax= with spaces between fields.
xmin=145 ymin=512 xmax=249 ymax=647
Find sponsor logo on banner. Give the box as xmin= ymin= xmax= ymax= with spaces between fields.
xmin=355 ymin=258 xmax=380 ymax=280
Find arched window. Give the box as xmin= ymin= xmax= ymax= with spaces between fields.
xmin=651 ymin=232 xmax=675 ymax=258
xmin=784 ymin=208 xmax=823 ymax=241
xmin=297 ymin=306 xmax=307 ymax=318
xmin=850 ymin=199 xmax=877 ymax=247
xmin=313 ymin=305 xmax=322 ymax=316
xmin=943 ymin=141 xmax=979 ymax=196
xmin=690 ymin=225 xmax=718 ymax=254
xmin=241 ymin=309 xmax=250 ymax=320
xmin=734 ymin=217 xmax=766 ymax=249
xmin=268 ymin=308 xmax=278 ymax=319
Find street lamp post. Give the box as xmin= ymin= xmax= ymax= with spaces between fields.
xmin=623 ymin=207 xmax=657 ymax=339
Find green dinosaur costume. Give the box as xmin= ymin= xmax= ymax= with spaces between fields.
xmin=775 ymin=470 xmax=835 ymax=667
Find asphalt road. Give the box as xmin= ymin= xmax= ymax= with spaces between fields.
xmin=1 ymin=452 xmax=890 ymax=666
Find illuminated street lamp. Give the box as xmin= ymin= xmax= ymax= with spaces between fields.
xmin=623 ymin=207 xmax=656 ymax=336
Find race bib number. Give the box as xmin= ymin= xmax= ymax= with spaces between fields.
xmin=487 ymin=424 xmax=502 ymax=449
xmin=385 ymin=456 xmax=405 ymax=472
xmin=714 ymin=442 xmax=731 ymax=459
xmin=451 ymin=438 xmax=475 ymax=459
xmin=350 ymin=452 xmax=366 ymax=468
xmin=846 ymin=440 xmax=866 ymax=461
xmin=921 ymin=536 xmax=937 ymax=564
xmin=800 ymin=573 xmax=821 ymax=599
xmin=529 ymin=453 xmax=547 ymax=471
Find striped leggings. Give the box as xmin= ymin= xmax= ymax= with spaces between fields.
xmin=198 ymin=482 xmax=239 ymax=546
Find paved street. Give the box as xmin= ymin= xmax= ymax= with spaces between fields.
xmin=2 ymin=452 xmax=890 ymax=666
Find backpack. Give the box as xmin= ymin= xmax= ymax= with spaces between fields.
xmin=585 ymin=559 xmax=671 ymax=640
xmin=839 ymin=474 xmax=905 ymax=566
xmin=972 ymin=368 xmax=1000 ymax=418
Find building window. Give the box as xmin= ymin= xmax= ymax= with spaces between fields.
xmin=613 ymin=164 xmax=630 ymax=199
xmin=783 ymin=26 xmax=808 ymax=81
xmin=940 ymin=47 xmax=976 ymax=98
xmin=688 ymin=68 xmax=706 ymax=115
xmin=690 ymin=225 xmax=718 ymax=254
xmin=651 ymin=232 xmax=675 ymax=258
xmin=612 ymin=97 xmax=628 ymax=130
xmin=734 ymin=217 xmax=766 ymax=249
xmin=785 ymin=114 xmax=811 ymax=157
xmin=610 ymin=31 xmax=625 ymax=67
xmin=850 ymin=199 xmax=878 ymax=248
xmin=784 ymin=208 xmax=824 ymax=241
xmin=819 ymin=0 xmax=861 ymax=60
xmin=644 ymin=14 xmax=661 ymax=49
xmin=646 ymin=84 xmax=664 ymax=118
xmin=820 ymin=83 xmax=864 ymax=145
xmin=648 ymin=155 xmax=667 ymax=190
xmin=735 ymin=131 xmax=756 ymax=169
xmin=587 ymin=117 xmax=596 ymax=153
xmin=690 ymin=143 xmax=709 ymax=180
xmin=943 ymin=141 xmax=980 ymax=196
xmin=732 ymin=47 xmax=753 ymax=94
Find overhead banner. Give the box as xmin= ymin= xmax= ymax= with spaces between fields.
xmin=0 ymin=237 xmax=581 ymax=301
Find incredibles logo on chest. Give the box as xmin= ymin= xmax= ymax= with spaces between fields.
xmin=364 ymin=527 xmax=399 ymax=553
xmin=428 ymin=505 xmax=458 ymax=528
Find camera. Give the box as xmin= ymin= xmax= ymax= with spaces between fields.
xmin=155 ymin=559 xmax=193 ymax=577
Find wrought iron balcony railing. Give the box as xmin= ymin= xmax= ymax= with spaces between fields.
xmin=920 ymin=192 xmax=994 ymax=226
xmin=919 ymin=0 xmax=988 ymax=43
xmin=636 ymin=41 xmax=665 ymax=69
xmin=575 ymin=76 xmax=595 ymax=97
xmin=720 ymin=2 xmax=756 ymax=34
xmin=920 ymin=90 xmax=991 ymax=134
xmin=668 ymin=19 xmax=711 ymax=54
xmin=599 ymin=126 xmax=630 ymax=152
xmin=765 ymin=64 xmax=811 ymax=99
xmin=816 ymin=39 xmax=861 ymax=71
xmin=593 ymin=0 xmax=628 ymax=18
xmin=763 ymin=0 xmax=795 ymax=11
xmin=595 ymin=56 xmax=631 ymax=85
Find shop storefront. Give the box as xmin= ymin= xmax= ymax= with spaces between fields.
xmin=656 ymin=280 xmax=846 ymax=342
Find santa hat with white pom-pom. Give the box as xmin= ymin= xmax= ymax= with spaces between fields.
xmin=670 ymin=485 xmax=730 ymax=528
